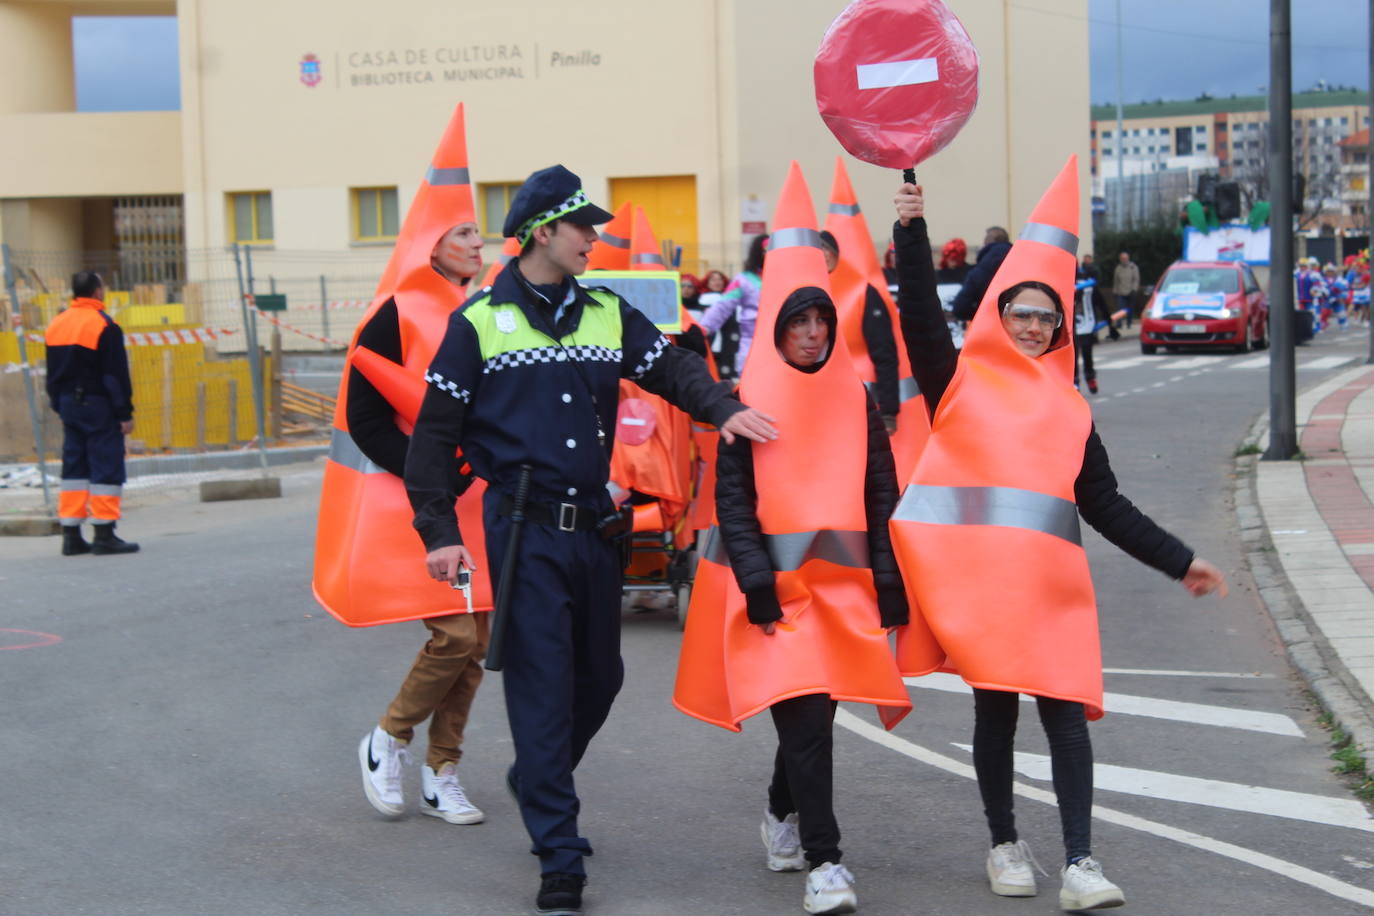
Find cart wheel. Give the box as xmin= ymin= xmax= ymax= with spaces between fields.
xmin=676 ymin=582 xmax=691 ymax=630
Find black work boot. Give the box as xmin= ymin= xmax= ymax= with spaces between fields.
xmin=91 ymin=523 xmax=140 ymax=555
xmin=61 ymin=526 xmax=91 ymax=556
xmin=535 ymin=873 xmax=585 ymax=916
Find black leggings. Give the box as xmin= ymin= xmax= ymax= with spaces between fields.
xmin=768 ymin=693 xmax=840 ymax=867
xmin=972 ymin=688 xmax=1093 ymax=863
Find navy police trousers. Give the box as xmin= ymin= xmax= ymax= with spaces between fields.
xmin=484 ymin=492 xmax=625 ymax=877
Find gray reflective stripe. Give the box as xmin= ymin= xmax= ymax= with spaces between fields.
xmin=328 ymin=427 xmax=389 ymax=475
xmin=1019 ymin=222 xmax=1078 ymax=257
xmin=60 ymin=479 xmax=90 ymax=491
xmin=599 ymin=231 xmax=630 ymax=249
xmin=892 ymin=484 xmax=1081 ymax=546
xmin=632 ymin=252 xmax=665 ymax=265
xmin=768 ymin=227 xmax=824 ymax=251
xmin=89 ymin=483 xmax=122 ymax=496
xmin=701 ymin=525 xmax=870 ymax=571
xmin=828 ymin=202 xmax=861 ymax=216
xmin=899 ymin=376 xmax=920 ymax=402
xmin=498 ymin=253 xmax=514 ymax=264
xmin=425 ymin=166 xmax=470 ymax=186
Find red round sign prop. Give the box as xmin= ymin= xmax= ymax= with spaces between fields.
xmin=616 ymin=398 xmax=657 ymax=446
xmin=814 ymin=0 xmax=979 ymax=170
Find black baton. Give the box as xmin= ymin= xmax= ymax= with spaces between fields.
xmin=485 ymin=464 xmax=532 ymax=672
xmin=903 ymin=168 xmax=916 ymax=186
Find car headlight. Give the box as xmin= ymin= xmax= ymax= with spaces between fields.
xmin=1220 ymin=307 xmax=1236 ymax=318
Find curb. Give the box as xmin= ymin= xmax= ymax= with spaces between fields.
xmin=0 ymin=516 xmax=59 ymax=536
xmin=1238 ymin=403 xmax=1374 ymax=762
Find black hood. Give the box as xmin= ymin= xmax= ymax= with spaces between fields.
xmin=773 ymin=286 xmax=839 ymax=373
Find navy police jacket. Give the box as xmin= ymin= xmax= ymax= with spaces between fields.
xmin=405 ymin=262 xmax=744 ymax=550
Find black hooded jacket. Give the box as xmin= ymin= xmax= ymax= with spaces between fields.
xmin=713 ymin=287 xmax=909 ymax=628
xmin=892 ymin=217 xmax=1193 ymax=580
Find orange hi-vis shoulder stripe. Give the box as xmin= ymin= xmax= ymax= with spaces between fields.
xmin=674 ymin=161 xmax=910 ymax=732
xmin=44 ymin=299 xmax=109 ymax=350
xmin=889 ymin=156 xmax=1106 ymax=718
xmin=313 ymin=102 xmax=492 ymax=628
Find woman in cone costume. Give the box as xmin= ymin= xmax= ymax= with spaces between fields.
xmin=313 ymin=104 xmax=492 ymax=827
xmin=889 ymin=170 xmax=1226 ymax=911
xmin=675 ymin=163 xmax=910 ymax=916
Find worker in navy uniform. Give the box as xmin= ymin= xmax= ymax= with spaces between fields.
xmin=404 ymin=165 xmax=777 ymax=916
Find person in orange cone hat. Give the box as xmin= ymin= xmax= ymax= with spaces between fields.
xmin=312 ymin=103 xmax=490 ymax=827
xmin=888 ymin=159 xmax=1227 ymax=910
xmin=405 ymin=163 xmax=777 ymax=915
xmin=674 ymin=162 xmax=909 ymax=916
xmin=822 ymin=156 xmax=929 ymax=480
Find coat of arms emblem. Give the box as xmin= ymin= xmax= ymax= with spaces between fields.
xmin=300 ymin=54 xmax=322 ymax=88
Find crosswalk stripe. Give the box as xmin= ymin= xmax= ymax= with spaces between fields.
xmin=1230 ymin=355 xmax=1269 ymax=369
xmin=1096 ymin=356 xmax=1152 ymax=370
xmin=903 ymin=672 xmax=1304 ymax=736
xmin=1157 ymin=356 xmax=1217 ymax=369
xmin=952 ymin=744 xmax=1374 ymax=833
xmin=1301 ymin=356 xmax=1355 ymax=370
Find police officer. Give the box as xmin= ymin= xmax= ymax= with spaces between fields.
xmin=44 ymin=271 xmax=139 ymax=556
xmin=405 ymin=165 xmax=776 ymax=915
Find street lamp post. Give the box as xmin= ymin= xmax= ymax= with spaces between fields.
xmin=1266 ymin=0 xmax=1298 ymax=460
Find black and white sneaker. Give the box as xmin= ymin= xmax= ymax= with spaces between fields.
xmin=421 ymin=762 xmax=484 ymax=824
xmin=358 ymin=726 xmax=407 ymax=818
xmin=535 ymin=872 xmax=585 ymax=915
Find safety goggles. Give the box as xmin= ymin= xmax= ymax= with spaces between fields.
xmin=1001 ymin=302 xmax=1062 ymax=330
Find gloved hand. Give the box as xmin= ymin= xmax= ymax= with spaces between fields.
xmin=877 ymin=587 xmax=909 ymax=629
xmin=745 ymin=586 xmax=784 ymax=626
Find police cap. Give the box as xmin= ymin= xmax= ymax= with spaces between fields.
xmin=504 ymin=165 xmax=614 ymax=244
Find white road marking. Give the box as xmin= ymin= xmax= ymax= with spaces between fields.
xmin=1097 ymin=356 xmax=1152 ymax=370
xmin=1131 ymin=387 xmax=1147 ymax=394
xmin=835 ymin=709 xmax=1374 ymax=909
xmin=1151 ymin=381 xmax=1167 ymax=388
xmin=1158 ymin=356 xmax=1217 ymax=370
xmin=1188 ymin=370 xmax=1206 ymax=376
xmin=1169 ymin=375 xmax=1186 ymax=383
xmin=903 ymin=672 xmax=1303 ymax=736
xmin=1301 ymin=356 xmax=1356 ymax=370
xmin=1230 ymin=355 xmax=1270 ymax=369
xmin=950 ymin=744 xmax=1374 ymax=833
xmin=1103 ymin=667 xmax=1271 ymax=678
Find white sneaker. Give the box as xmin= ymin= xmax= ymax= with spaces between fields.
xmin=358 ymin=726 xmax=408 ymax=818
xmin=803 ymin=862 xmax=857 ymax=915
xmin=760 ymin=809 xmax=805 ymax=872
xmin=421 ymin=762 xmax=485 ymax=825
xmin=987 ymin=839 xmax=1042 ymax=897
xmin=1059 ymin=856 xmax=1125 ymax=911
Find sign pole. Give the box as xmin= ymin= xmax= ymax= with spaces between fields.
xmin=1265 ymin=0 xmax=1298 ymax=461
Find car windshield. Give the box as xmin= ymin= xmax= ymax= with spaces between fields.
xmin=1160 ymin=268 xmax=1239 ymax=294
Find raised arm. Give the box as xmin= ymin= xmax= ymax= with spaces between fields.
xmin=893 ymin=184 xmax=958 ymax=416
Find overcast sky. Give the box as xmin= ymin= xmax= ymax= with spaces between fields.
xmin=72 ymin=4 xmax=1370 ymax=112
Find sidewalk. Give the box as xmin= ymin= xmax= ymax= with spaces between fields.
xmin=1247 ymin=360 xmax=1374 ymax=759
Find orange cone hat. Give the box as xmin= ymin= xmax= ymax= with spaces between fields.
xmin=674 ymin=161 xmax=911 ymax=732
xmin=823 ymin=156 xmax=930 ymax=480
xmin=630 ymin=206 xmax=667 ymax=270
xmin=371 ymin=103 xmax=478 ymax=305
xmin=586 ymin=202 xmax=633 ymax=270
xmin=890 ymin=155 xmax=1103 ymax=716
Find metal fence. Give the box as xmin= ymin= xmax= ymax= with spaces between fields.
xmin=0 ymin=244 xmax=393 ymax=515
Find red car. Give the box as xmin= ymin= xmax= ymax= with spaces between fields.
xmin=1139 ymin=261 xmax=1269 ymax=354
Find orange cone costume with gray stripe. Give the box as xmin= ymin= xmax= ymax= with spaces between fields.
xmin=586 ymin=202 xmax=634 ymax=271
xmin=824 ymin=156 xmax=930 ymax=480
xmin=674 ymin=161 xmax=911 ymax=731
xmin=312 ymin=103 xmax=492 ymax=626
xmin=889 ymin=156 xmax=1104 ymax=717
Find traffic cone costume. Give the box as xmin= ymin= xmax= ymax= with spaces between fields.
xmin=889 ymin=156 xmax=1105 ymax=718
xmin=585 ymin=202 xmax=634 ymax=270
xmin=674 ymin=161 xmax=911 ymax=731
xmin=312 ymin=103 xmax=492 ymax=626
xmin=823 ymin=157 xmax=930 ymax=480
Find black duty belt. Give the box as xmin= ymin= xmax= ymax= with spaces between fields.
xmin=496 ymin=494 xmax=600 ymax=532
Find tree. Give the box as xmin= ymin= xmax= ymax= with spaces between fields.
xmin=1228 ymin=120 xmax=1345 ymax=230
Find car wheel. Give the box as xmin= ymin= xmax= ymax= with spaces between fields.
xmin=676 ymin=583 xmax=691 ymax=630
xmin=1254 ymin=319 xmax=1268 ymax=350
xmin=1141 ymin=343 xmax=1158 ymax=355
xmin=1234 ymin=322 xmax=1251 ymax=354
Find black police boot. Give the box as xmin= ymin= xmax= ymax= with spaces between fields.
xmin=91 ymin=523 xmax=140 ymax=555
xmin=61 ymin=526 xmax=91 ymax=556
xmin=535 ymin=873 xmax=585 ymax=916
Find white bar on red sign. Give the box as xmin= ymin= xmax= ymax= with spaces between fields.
xmin=856 ymin=57 xmax=939 ymax=90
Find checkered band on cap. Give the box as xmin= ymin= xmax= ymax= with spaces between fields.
xmin=425 ymin=370 xmax=471 ymax=403
xmin=515 ymin=190 xmax=591 ymax=245
xmin=630 ymin=336 xmax=670 ymax=379
xmin=482 ymin=344 xmax=622 ymax=375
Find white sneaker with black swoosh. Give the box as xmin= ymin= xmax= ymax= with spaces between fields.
xmin=421 ymin=762 xmax=484 ymax=824
xmin=358 ymin=726 xmax=407 ymax=818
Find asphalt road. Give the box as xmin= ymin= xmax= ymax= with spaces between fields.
xmin=3 ymin=327 xmax=1374 ymax=915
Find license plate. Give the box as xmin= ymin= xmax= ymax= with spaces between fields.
xmin=1172 ymin=323 xmax=1207 ymax=333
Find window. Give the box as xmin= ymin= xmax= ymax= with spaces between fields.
xmin=480 ymin=182 xmax=523 ymax=237
xmin=1341 ymin=116 xmax=1349 ymax=126
xmin=1102 ymin=146 xmax=1113 ymax=156
xmin=228 ymin=192 xmax=273 ymax=244
xmin=1233 ymin=141 xmax=1244 ymax=150
xmin=1194 ymin=125 xmax=1206 ymax=133
xmin=352 ymin=187 xmax=399 ymax=241
xmin=1197 ymin=142 xmax=1208 ymax=151
xmin=1148 ymin=146 xmax=1156 ymax=154
xmin=1102 ymin=129 xmax=1113 ymax=138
